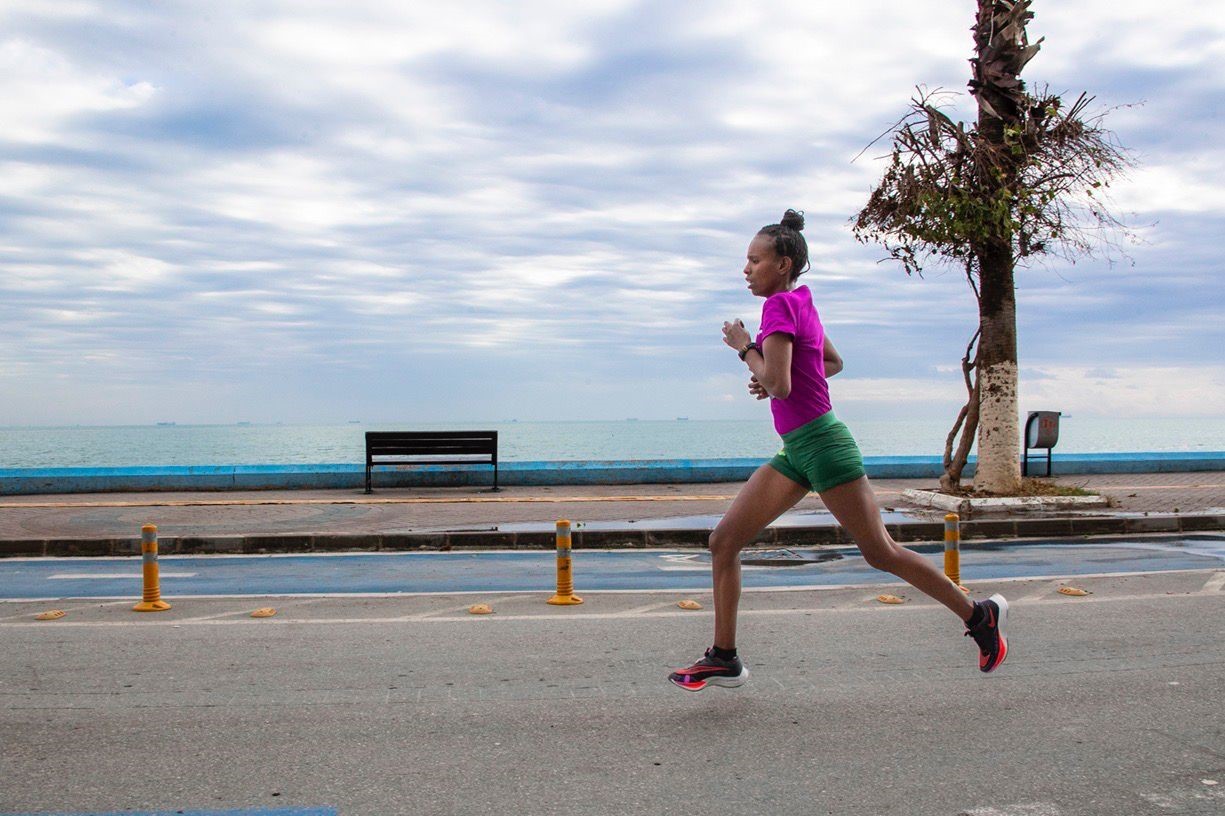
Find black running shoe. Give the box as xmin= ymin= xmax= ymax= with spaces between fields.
xmin=668 ymin=647 xmax=749 ymax=691
xmin=965 ymin=593 xmax=1009 ymax=673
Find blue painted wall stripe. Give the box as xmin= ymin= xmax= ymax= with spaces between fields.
xmin=0 ymin=452 xmax=1222 ymax=495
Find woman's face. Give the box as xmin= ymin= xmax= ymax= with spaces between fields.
xmin=743 ymin=234 xmax=791 ymax=297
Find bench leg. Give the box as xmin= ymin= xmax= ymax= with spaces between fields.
xmin=489 ymin=464 xmax=500 ymax=492
xmin=365 ymin=466 xmax=373 ymax=494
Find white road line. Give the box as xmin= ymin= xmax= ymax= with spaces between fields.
xmin=962 ymin=804 xmax=1062 ymax=816
xmin=1020 ymin=579 xmax=1067 ymax=603
xmin=1 ymin=585 xmax=1219 ymax=628
xmin=0 ymin=599 xmax=131 ymax=621
xmin=656 ymin=565 xmax=775 ymax=572
xmin=616 ymin=600 xmax=691 ymax=616
xmin=405 ymin=594 xmax=522 ymax=619
xmin=3 ymin=566 xmax=1222 ymax=605
xmin=172 ymin=597 xmax=325 ymax=623
xmin=1200 ymin=571 xmax=1225 ymax=594
xmin=48 ymin=572 xmax=198 ymax=580
xmin=1141 ymin=786 xmax=1225 ymax=808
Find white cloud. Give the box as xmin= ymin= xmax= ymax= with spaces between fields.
xmin=0 ymin=39 xmax=155 ymax=143
xmin=1021 ymin=365 xmax=1225 ymax=418
xmin=1114 ymin=162 xmax=1225 ymax=213
xmin=0 ymin=0 xmax=1221 ymax=427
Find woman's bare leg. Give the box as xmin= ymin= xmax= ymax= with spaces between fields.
xmin=709 ymin=464 xmax=810 ymax=648
xmin=819 ymin=476 xmax=975 ymax=620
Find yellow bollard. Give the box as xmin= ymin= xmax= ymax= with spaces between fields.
xmin=943 ymin=512 xmax=962 ymax=587
xmin=547 ymin=519 xmax=583 ymax=605
xmin=133 ymin=524 xmax=171 ymax=612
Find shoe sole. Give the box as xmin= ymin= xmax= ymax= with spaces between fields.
xmin=984 ymin=593 xmax=1009 ymax=673
xmin=669 ymin=667 xmax=750 ymax=692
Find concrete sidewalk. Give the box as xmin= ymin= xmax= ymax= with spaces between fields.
xmin=0 ymin=471 xmax=1221 ymax=556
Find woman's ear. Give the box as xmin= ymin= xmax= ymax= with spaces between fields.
xmin=778 ymin=255 xmax=793 ymax=277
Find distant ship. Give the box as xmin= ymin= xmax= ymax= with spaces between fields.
xmin=155 ymin=421 xmax=176 ymax=426
xmin=236 ymin=421 xmax=252 ymax=426
xmin=677 ymin=416 xmax=689 ymax=421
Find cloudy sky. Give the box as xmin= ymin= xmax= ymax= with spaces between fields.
xmin=1 ymin=0 xmax=1222 ymax=427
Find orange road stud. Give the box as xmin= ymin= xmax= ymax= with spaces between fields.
xmin=35 ymin=610 xmax=66 ymax=621
xmin=677 ymin=599 xmax=702 ymax=610
xmin=132 ymin=524 xmax=171 ymax=612
xmin=943 ymin=513 xmax=962 ymax=587
xmin=250 ymin=607 xmax=277 ymax=618
xmin=468 ymin=603 xmax=493 ymax=615
xmin=547 ymin=519 xmax=583 ymax=605
xmin=876 ymin=594 xmax=906 ymax=604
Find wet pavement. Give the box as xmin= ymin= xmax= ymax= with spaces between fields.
xmin=2 ymin=534 xmax=1221 ymax=601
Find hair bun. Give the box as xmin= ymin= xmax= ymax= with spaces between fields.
xmin=780 ymin=209 xmax=805 ymax=232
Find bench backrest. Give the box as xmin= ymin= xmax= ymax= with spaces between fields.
xmin=365 ymin=431 xmax=498 ymax=462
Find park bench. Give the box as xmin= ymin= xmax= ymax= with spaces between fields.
xmin=364 ymin=431 xmax=499 ymax=494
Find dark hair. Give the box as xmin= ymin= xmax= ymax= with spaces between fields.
xmin=757 ymin=209 xmax=808 ymax=281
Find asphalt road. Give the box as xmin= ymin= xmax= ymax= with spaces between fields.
xmin=2 ymin=567 xmax=1224 ymax=816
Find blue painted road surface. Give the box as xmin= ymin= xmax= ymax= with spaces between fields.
xmin=5 ymin=809 xmax=336 ymax=816
xmin=0 ymin=535 xmax=1221 ymax=600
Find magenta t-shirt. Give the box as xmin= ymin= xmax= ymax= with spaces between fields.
xmin=756 ymin=285 xmax=832 ymax=435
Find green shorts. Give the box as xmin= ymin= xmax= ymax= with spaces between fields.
xmin=767 ymin=412 xmax=866 ymax=493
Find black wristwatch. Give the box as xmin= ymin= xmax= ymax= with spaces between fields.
xmin=738 ymin=341 xmax=759 ymax=361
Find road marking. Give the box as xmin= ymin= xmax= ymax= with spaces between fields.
xmin=1 ymin=584 xmax=1219 ymax=628
xmin=26 ymin=803 xmax=338 ymax=808
xmin=49 ymin=572 xmax=198 ymax=580
xmin=1200 ymin=571 xmax=1225 ymax=594
xmin=4 ymin=566 xmax=1220 ymax=602
xmin=1020 ymin=579 xmax=1067 ymax=603
xmin=0 ymin=599 xmax=131 ymax=621
xmin=616 ymin=600 xmax=689 ymax=615
xmin=405 ymin=594 xmax=522 ymax=619
xmin=1141 ymin=785 xmax=1225 ymax=808
xmin=962 ymin=803 xmax=1062 ymax=816
xmin=172 ymin=598 xmax=324 ymax=623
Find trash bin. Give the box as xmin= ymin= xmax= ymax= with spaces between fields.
xmin=1022 ymin=411 xmax=1061 ymax=477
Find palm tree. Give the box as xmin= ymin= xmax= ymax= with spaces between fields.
xmin=853 ymin=0 xmax=1133 ymax=493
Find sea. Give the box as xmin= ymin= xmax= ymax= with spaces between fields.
xmin=0 ymin=417 xmax=1221 ymax=469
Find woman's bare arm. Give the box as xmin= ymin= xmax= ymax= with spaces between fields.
xmin=824 ymin=337 xmax=843 ymax=377
xmin=745 ymin=333 xmax=793 ymax=399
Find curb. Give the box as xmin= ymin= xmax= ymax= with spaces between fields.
xmin=900 ymin=488 xmax=1111 ymax=516
xmin=2 ymin=513 xmax=1221 ymax=558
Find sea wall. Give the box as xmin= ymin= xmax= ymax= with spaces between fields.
xmin=1 ymin=451 xmax=1222 ymax=495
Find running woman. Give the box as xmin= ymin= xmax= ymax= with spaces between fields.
xmin=668 ymin=210 xmax=1008 ymax=691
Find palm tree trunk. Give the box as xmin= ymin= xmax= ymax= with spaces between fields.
xmin=967 ymin=0 xmax=1029 ymax=494
xmin=974 ymin=239 xmax=1021 ymax=493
